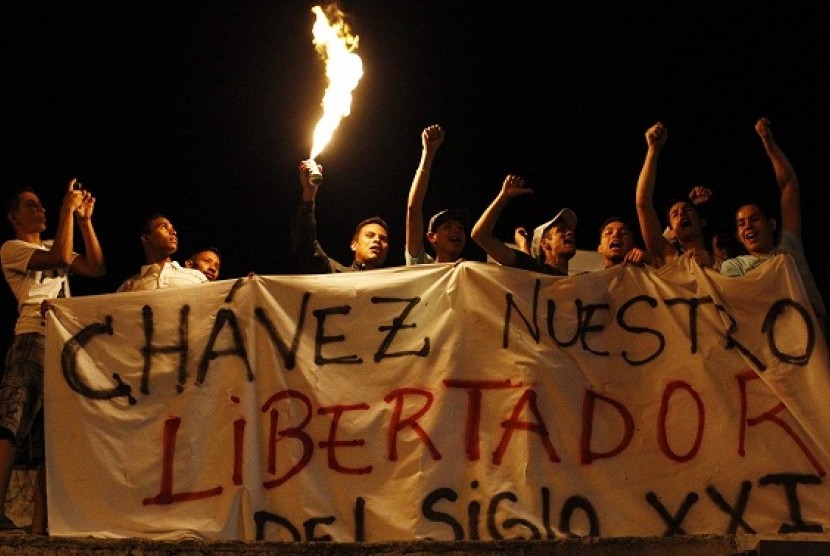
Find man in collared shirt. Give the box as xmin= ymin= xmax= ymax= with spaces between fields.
xmin=117 ymin=213 xmax=207 ymax=292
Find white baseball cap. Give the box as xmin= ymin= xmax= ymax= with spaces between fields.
xmin=530 ymin=208 xmax=577 ymax=259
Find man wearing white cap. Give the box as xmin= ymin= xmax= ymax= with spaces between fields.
xmin=471 ymin=174 xmax=577 ymax=275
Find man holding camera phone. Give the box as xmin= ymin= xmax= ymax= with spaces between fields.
xmin=0 ymin=178 xmax=106 ymax=534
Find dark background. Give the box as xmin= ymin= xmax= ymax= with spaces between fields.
xmin=2 ymin=2 xmax=828 ymax=343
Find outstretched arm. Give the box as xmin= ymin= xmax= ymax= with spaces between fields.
xmin=471 ymin=174 xmax=532 ymax=266
xmin=291 ymin=160 xmax=334 ymax=272
xmin=405 ymin=124 xmax=445 ymax=260
xmin=635 ymin=122 xmax=672 ymax=266
xmin=756 ymin=117 xmax=800 ymax=239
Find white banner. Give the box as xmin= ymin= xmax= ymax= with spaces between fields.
xmin=44 ymin=256 xmax=830 ymax=541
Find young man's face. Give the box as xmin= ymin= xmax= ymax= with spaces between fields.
xmin=427 ymin=219 xmax=466 ymax=259
xmin=187 ymin=250 xmax=221 ymax=281
xmin=351 ymin=223 xmax=389 ymax=268
xmin=668 ymin=201 xmax=702 ymax=242
xmin=598 ymin=221 xmax=635 ymax=265
xmin=8 ymin=191 xmax=46 ymax=235
xmin=142 ymin=217 xmax=178 ymax=259
xmin=543 ymin=224 xmax=576 ymax=260
xmin=735 ymin=204 xmax=775 ymax=255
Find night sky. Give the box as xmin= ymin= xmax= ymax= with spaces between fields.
xmin=2 ymin=2 xmax=829 ymax=342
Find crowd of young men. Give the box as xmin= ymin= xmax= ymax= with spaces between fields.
xmin=0 ymin=118 xmax=825 ymax=535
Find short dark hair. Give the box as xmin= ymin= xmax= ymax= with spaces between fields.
xmin=733 ymin=199 xmax=775 ymax=222
xmin=4 ymin=187 xmax=35 ymax=231
xmin=189 ymin=246 xmax=221 ymax=261
xmin=598 ymin=216 xmax=634 ymax=236
xmin=4 ymin=186 xmax=34 ymax=216
xmin=428 ymin=209 xmax=469 ymax=234
xmin=662 ymin=198 xmax=701 ymax=227
xmin=139 ymin=212 xmax=169 ymax=236
xmin=352 ymin=216 xmax=389 ymax=241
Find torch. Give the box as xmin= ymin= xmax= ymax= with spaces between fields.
xmin=306 ymin=3 xmax=363 ymax=186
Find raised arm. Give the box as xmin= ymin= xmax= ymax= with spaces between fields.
xmin=471 ymin=174 xmax=532 ymax=266
xmin=292 ymin=159 xmax=321 ymax=257
xmin=298 ymin=159 xmax=320 ymax=205
xmin=69 ymin=185 xmax=106 ymax=277
xmin=635 ymin=122 xmax=672 ymax=266
xmin=291 ymin=160 xmax=337 ymax=273
xmin=405 ymin=124 xmax=445 ymax=260
xmin=756 ymin=117 xmax=800 ymax=239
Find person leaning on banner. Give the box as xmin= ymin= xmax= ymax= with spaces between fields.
xmin=405 ymin=124 xmax=468 ymax=264
xmin=597 ymin=216 xmax=653 ymax=269
xmin=635 ymin=122 xmax=718 ymax=270
xmin=291 ymin=159 xmax=390 ymax=273
xmin=0 ymin=179 xmax=106 ymax=534
xmin=662 ymin=185 xmax=714 ymax=246
xmin=411 ymin=208 xmax=469 ymax=264
xmin=183 ymin=246 xmax=222 ymax=281
xmin=720 ymin=117 xmax=827 ymax=334
xmin=471 ymin=173 xmax=577 ymax=276
xmin=116 ymin=213 xmax=207 ymax=292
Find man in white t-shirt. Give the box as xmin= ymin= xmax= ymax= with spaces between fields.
xmin=117 ymin=213 xmax=207 ymax=292
xmin=0 ymin=179 xmax=106 ymax=534
xmin=721 ymin=118 xmax=826 ymax=334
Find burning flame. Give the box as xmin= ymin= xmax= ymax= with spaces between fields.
xmin=308 ymin=3 xmax=363 ymax=161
